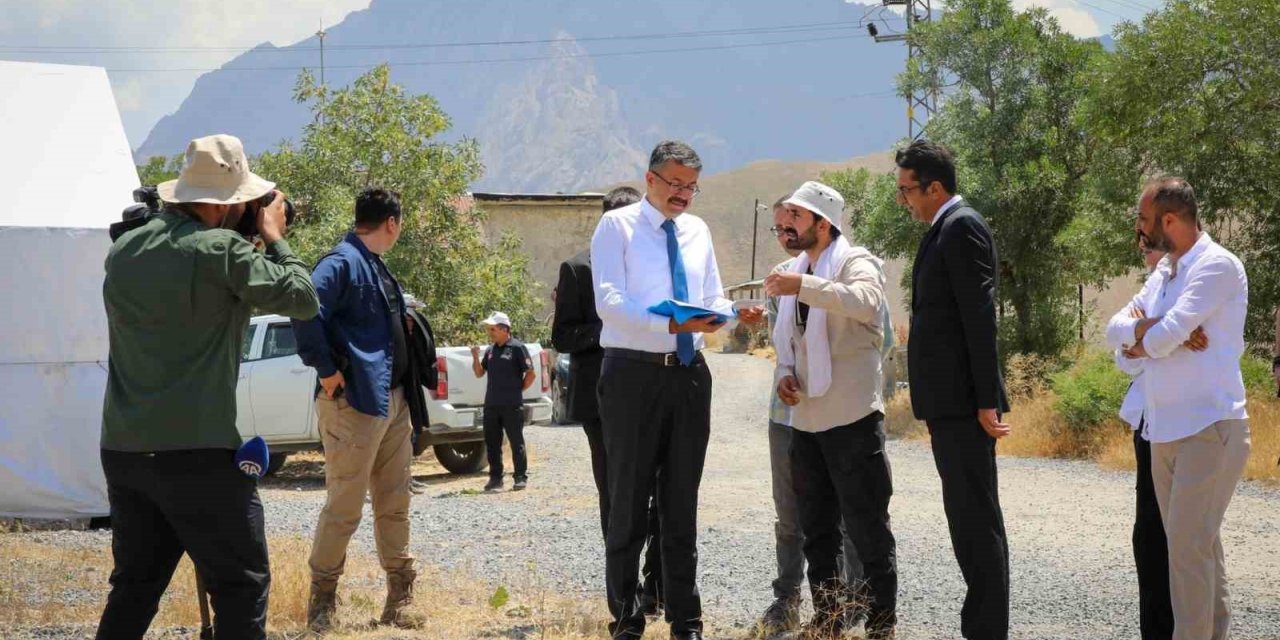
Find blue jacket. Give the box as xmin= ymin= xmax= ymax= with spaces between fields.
xmin=293 ymin=232 xmax=404 ymax=417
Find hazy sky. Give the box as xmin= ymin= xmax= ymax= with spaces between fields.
xmin=1 ymin=0 xmax=1155 ymax=150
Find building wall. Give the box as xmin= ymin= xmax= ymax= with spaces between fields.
xmin=478 ymin=198 xmax=602 ymax=314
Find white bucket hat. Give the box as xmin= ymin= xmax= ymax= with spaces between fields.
xmin=156 ymin=134 xmax=275 ymax=205
xmin=482 ymin=311 xmax=512 ymax=327
xmin=783 ymin=181 xmax=845 ymax=231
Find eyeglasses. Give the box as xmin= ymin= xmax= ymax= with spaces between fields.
xmin=651 ymin=171 xmax=701 ymax=196
xmin=897 ymin=184 xmax=925 ymax=197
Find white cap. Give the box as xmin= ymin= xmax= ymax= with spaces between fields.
xmin=783 ymin=181 xmax=845 ymax=231
xmin=481 ymin=311 xmax=511 ymax=327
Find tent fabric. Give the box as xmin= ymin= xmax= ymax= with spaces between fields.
xmin=0 ymin=61 xmax=138 ymax=519
xmin=0 ymin=61 xmax=137 ymax=229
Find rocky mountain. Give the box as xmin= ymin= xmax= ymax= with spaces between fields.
xmin=475 ymin=36 xmax=646 ymax=193
xmin=135 ymin=0 xmax=912 ymax=191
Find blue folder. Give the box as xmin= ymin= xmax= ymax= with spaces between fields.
xmin=647 ymin=299 xmax=733 ymax=325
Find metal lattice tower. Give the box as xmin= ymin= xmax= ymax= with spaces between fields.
xmin=868 ymin=0 xmax=938 ymax=140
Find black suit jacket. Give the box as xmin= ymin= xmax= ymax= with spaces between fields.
xmin=551 ymin=249 xmax=604 ymax=422
xmin=908 ymin=200 xmax=1010 ymax=421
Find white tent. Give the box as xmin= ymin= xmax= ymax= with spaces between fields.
xmin=0 ymin=61 xmax=139 ymax=518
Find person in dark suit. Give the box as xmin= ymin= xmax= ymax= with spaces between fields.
xmin=552 ymin=186 xmax=664 ymax=615
xmin=899 ymin=140 xmax=1011 ymax=640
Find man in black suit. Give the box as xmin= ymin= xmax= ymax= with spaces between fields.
xmin=900 ymin=140 xmax=1011 ymax=640
xmin=551 ymin=186 xmax=663 ymax=615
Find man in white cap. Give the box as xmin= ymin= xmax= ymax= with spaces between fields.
xmin=764 ymin=180 xmax=897 ymax=639
xmin=471 ymin=311 xmax=536 ymax=491
xmin=97 ymin=134 xmax=318 ymax=640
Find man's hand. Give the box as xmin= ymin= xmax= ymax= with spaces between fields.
xmin=1123 ymin=342 xmax=1149 ymax=359
xmin=777 ymin=375 xmax=801 ymax=406
xmin=1129 ymin=305 xmax=1146 ymax=320
xmin=763 ymin=271 xmax=804 ymax=297
xmin=669 ymin=315 xmax=726 ymax=334
xmin=470 ymin=345 xmax=481 ymax=359
xmin=1184 ymin=326 xmax=1209 ymax=352
xmin=978 ymin=408 xmax=1011 ymax=439
xmin=256 ymin=189 xmax=288 ymax=244
xmin=1133 ymin=316 xmax=1160 ymax=343
xmin=737 ymin=305 xmax=766 ymax=326
xmin=319 ymin=371 xmax=345 ymax=399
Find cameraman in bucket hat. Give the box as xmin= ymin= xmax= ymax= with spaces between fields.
xmin=96 ymin=134 xmax=318 ymax=640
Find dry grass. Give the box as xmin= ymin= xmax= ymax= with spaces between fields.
xmin=888 ymin=388 xmax=1279 ymax=485
xmin=0 ymin=534 xmax=630 ymax=639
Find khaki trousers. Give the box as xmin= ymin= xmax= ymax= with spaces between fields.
xmin=1151 ymin=419 xmax=1250 ymax=640
xmin=309 ymin=388 xmax=415 ymax=584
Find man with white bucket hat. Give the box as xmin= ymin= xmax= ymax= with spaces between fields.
xmin=765 ymin=180 xmax=897 ymax=639
xmin=96 ymin=134 xmax=318 ymax=640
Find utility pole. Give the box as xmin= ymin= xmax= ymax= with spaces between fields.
xmin=751 ymin=199 xmax=766 ymax=281
xmin=316 ymin=20 xmax=327 ymax=124
xmin=867 ymin=0 xmax=938 ymax=140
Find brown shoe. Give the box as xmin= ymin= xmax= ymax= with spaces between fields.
xmin=307 ymin=579 xmax=338 ymax=634
xmin=380 ymin=569 xmax=426 ymax=628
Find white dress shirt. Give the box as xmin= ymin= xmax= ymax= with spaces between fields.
xmin=590 ymin=197 xmax=734 ymax=354
xmin=930 ymin=194 xmax=965 ymax=227
xmin=1105 ymin=233 xmax=1249 ymax=443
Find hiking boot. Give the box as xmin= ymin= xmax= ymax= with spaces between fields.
xmin=484 ymin=478 xmax=503 ymax=492
xmin=513 ymin=477 xmax=528 ymax=491
xmin=307 ymin=579 xmax=338 ymax=634
xmin=380 ymin=569 xmax=426 ymax=628
xmin=758 ymin=594 xmax=802 ymax=634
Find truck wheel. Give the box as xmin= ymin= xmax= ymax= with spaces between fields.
xmin=551 ymin=382 xmax=569 ymax=425
xmin=433 ymin=442 xmax=487 ymax=475
xmin=265 ymin=453 xmax=289 ymax=477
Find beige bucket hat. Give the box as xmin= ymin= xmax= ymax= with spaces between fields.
xmin=784 ymin=181 xmax=846 ymax=231
xmin=156 ymin=134 xmax=275 ymax=205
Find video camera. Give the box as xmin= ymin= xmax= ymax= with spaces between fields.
xmin=110 ymin=186 xmax=295 ymax=242
xmin=235 ymin=189 xmax=296 ymax=238
xmin=109 ymin=186 xmax=164 ymax=242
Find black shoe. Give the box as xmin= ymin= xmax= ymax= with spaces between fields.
xmin=637 ymin=589 xmax=661 ymax=618
xmin=759 ymin=595 xmax=802 ymax=634
xmin=513 ymin=477 xmax=528 ymax=491
xmin=484 ymin=478 xmax=502 ymax=492
xmin=669 ymin=632 xmax=703 ymax=640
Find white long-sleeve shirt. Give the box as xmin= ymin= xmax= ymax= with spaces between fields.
xmin=590 ymin=197 xmax=734 ymax=354
xmin=1104 ymin=233 xmax=1248 ymax=443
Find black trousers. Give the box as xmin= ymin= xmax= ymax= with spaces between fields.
xmin=599 ymin=353 xmax=711 ymax=638
xmin=791 ymin=412 xmax=897 ymax=632
xmin=1133 ymin=428 xmax=1174 ymax=640
xmin=484 ymin=405 xmax=527 ymax=480
xmin=583 ymin=416 xmax=664 ymax=604
xmin=96 ymin=448 xmax=270 ymax=640
xmin=927 ymin=417 xmax=1010 ymax=640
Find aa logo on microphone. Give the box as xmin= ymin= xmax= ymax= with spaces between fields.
xmin=239 ymin=460 xmax=263 ymax=477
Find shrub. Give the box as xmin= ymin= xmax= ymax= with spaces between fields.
xmin=1051 ymin=351 xmax=1131 ymax=431
xmin=1241 ymin=354 xmax=1275 ymax=393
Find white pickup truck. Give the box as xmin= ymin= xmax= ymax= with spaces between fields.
xmin=236 ymin=314 xmax=553 ymax=476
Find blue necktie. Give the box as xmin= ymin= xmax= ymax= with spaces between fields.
xmin=661 ymin=219 xmax=695 ymax=366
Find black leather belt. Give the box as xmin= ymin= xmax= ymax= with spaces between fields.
xmin=604 ymin=347 xmax=704 ymax=367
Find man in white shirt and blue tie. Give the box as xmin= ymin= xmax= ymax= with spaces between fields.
xmin=1106 ymin=177 xmax=1251 ymax=640
xmin=591 ymin=140 xmax=763 ymax=640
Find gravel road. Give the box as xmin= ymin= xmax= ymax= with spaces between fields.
xmin=8 ymin=351 xmax=1280 ymax=638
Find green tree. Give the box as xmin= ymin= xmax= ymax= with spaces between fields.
xmin=1085 ymin=0 xmax=1280 ymax=349
xmin=136 ymin=154 xmax=183 ymax=186
xmin=254 ymin=65 xmax=545 ymax=345
xmin=825 ymin=0 xmax=1111 ymax=358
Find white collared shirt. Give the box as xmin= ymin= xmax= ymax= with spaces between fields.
xmin=1105 ymin=233 xmax=1249 ymax=443
xmin=930 ymin=194 xmax=965 ymax=227
xmin=590 ymin=197 xmax=734 ymax=354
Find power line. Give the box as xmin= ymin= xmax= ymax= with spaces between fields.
xmin=0 ymin=21 xmax=896 ymax=54
xmin=103 ymin=33 xmax=873 ymax=74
